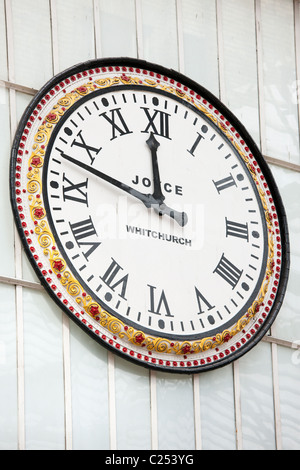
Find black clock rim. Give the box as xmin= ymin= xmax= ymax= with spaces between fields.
xmin=9 ymin=57 xmax=290 ymax=374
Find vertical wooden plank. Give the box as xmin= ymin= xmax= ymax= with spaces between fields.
xmin=5 ymin=0 xmax=25 ymax=450
xmin=150 ymin=370 xmax=158 ymax=450
xmin=108 ymin=352 xmax=117 ymax=450
xmin=254 ymin=0 xmax=267 ymax=154
xmin=233 ymin=361 xmax=243 ymax=449
xmin=135 ymin=0 xmax=143 ymax=59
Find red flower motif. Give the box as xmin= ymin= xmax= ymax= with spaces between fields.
xmin=181 ymin=344 xmax=191 ymax=354
xmin=89 ymin=305 xmax=100 ymax=317
xmin=31 ymin=156 xmax=42 ymax=167
xmin=223 ymin=333 xmax=232 ymax=343
xmin=121 ymin=73 xmax=130 ymax=82
xmin=77 ymin=86 xmax=88 ymax=94
xmin=46 ymin=113 xmax=57 ymax=122
xmin=33 ymin=207 xmax=44 ymax=219
xmin=135 ymin=333 xmax=145 ymax=344
xmin=52 ymin=260 xmax=64 ymax=272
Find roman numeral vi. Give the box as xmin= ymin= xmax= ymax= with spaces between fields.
xmin=148 ymin=285 xmax=174 ymax=317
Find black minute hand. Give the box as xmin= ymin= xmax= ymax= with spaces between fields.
xmin=60 ymin=151 xmax=152 ymax=208
xmin=60 ymin=151 xmax=188 ymax=227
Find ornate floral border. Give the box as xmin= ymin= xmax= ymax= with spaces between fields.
xmin=12 ymin=63 xmax=283 ymax=370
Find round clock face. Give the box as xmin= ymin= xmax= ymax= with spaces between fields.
xmin=10 ymin=58 xmax=289 ymax=372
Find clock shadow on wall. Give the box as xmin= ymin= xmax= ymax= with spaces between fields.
xmin=10 ymin=57 xmax=290 ymax=374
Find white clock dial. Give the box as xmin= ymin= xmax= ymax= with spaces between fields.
xmin=43 ymin=87 xmax=267 ymax=339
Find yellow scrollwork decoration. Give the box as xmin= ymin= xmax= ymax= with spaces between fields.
xmin=25 ymin=70 xmax=277 ymax=357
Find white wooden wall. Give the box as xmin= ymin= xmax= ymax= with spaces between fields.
xmin=0 ymin=0 xmax=300 ymax=450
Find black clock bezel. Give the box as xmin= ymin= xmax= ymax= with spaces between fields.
xmin=10 ymin=57 xmax=290 ymax=373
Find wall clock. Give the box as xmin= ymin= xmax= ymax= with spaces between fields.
xmin=10 ymin=58 xmax=289 ymax=373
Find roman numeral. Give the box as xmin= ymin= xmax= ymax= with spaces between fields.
xmin=99 ymin=107 xmax=132 ymax=140
xmin=62 ymin=173 xmax=88 ymax=205
xmin=100 ymin=258 xmax=129 ymax=300
xmin=141 ymin=107 xmax=171 ymax=139
xmin=225 ymin=218 xmax=249 ymax=241
xmin=187 ymin=132 xmax=204 ymax=156
xmin=194 ymin=287 xmax=215 ymax=314
xmin=69 ymin=216 xmax=101 ymax=260
xmin=213 ymin=174 xmax=237 ymax=193
xmin=213 ymin=253 xmax=243 ymax=289
xmin=187 ymin=126 xmax=208 ymax=156
xmin=71 ymin=130 xmax=102 ymax=165
xmin=147 ymin=285 xmax=173 ymax=317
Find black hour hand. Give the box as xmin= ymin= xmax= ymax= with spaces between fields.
xmin=146 ymin=133 xmax=165 ymax=203
xmin=146 ymin=133 xmax=188 ymax=226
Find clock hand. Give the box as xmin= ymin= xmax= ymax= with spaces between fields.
xmin=152 ymin=203 xmax=188 ymax=227
xmin=146 ymin=132 xmax=165 ymax=203
xmin=60 ymin=152 xmax=188 ymax=226
xmin=60 ymin=152 xmax=153 ymax=208
xmin=146 ymin=133 xmax=188 ymax=227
